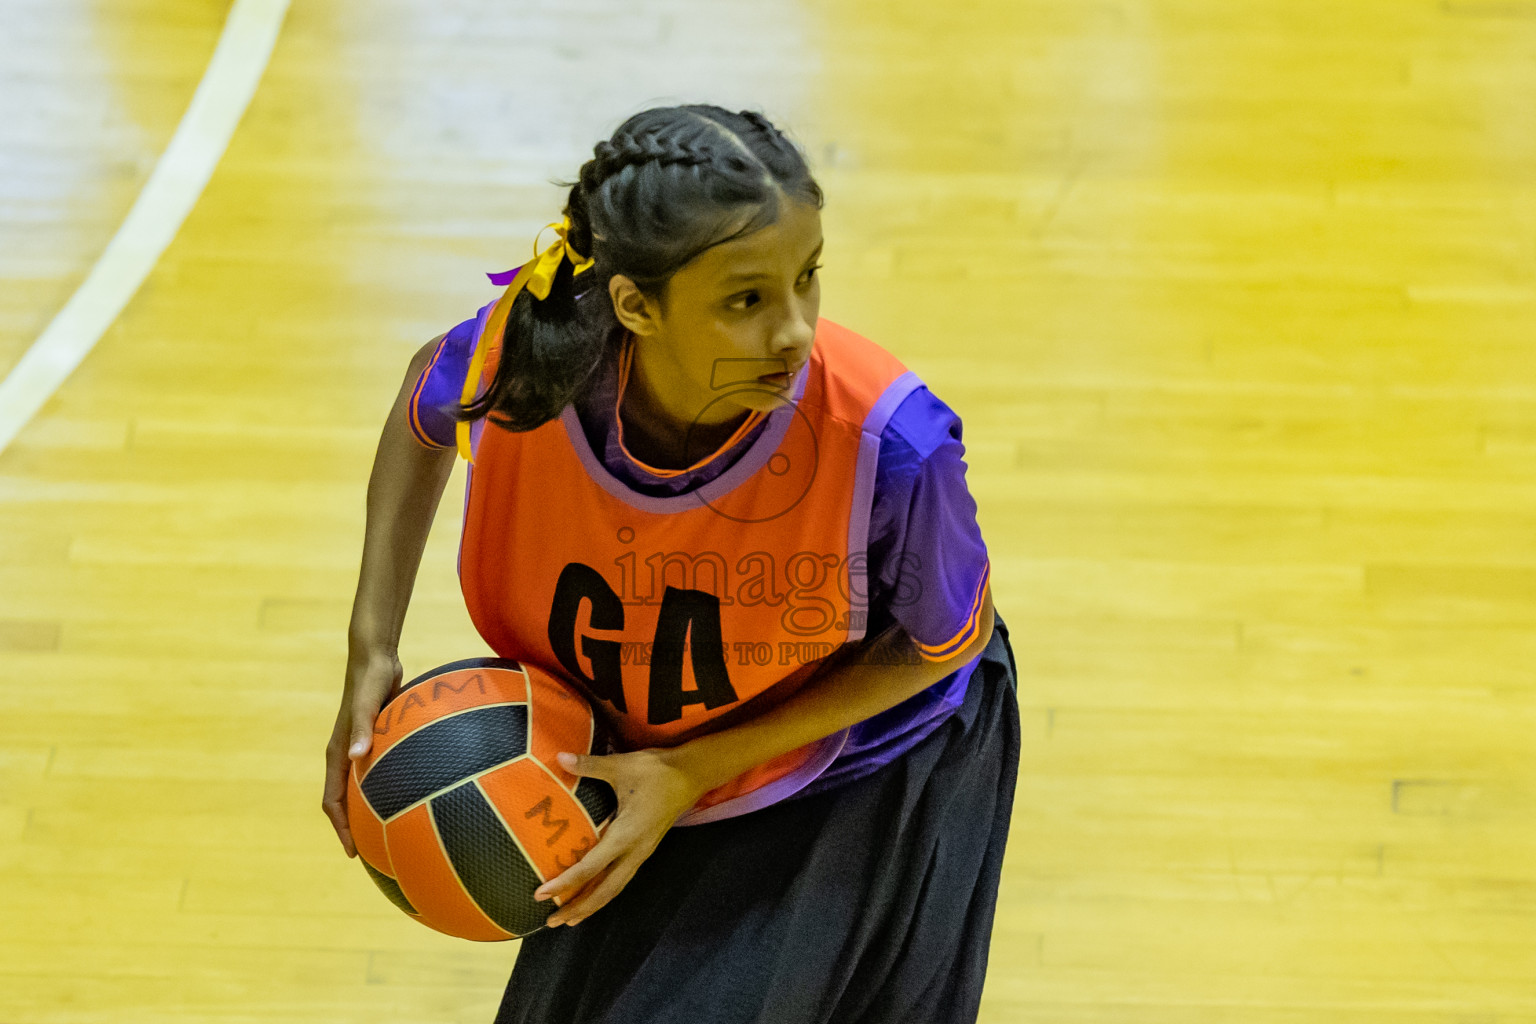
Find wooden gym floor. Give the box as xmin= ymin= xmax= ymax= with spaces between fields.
xmin=2 ymin=0 xmax=1534 ymax=1020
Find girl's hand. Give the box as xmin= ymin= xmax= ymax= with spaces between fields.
xmin=321 ymin=646 xmax=404 ymax=857
xmin=533 ymin=747 xmax=708 ymax=928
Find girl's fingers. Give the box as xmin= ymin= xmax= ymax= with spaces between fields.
xmin=535 ymin=854 xmax=595 ymax=902
xmin=549 ymin=854 xmax=643 ymax=926
xmin=349 ymin=702 xmax=382 ymax=758
xmin=535 ymin=824 xmax=628 ymax=902
xmin=545 ymin=862 xmax=615 ymax=925
xmin=321 ymin=747 xmax=359 ymax=857
xmin=329 ymin=814 xmax=357 ymax=858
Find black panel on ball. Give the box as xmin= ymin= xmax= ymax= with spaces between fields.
xmin=361 ymin=704 xmax=528 ymax=820
xmin=574 ymin=776 xmax=618 ymax=828
xmin=360 ymin=858 xmax=418 ymax=916
xmin=431 ymin=780 xmax=555 ymax=937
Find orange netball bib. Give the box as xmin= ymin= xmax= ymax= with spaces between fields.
xmin=458 ymin=318 xmax=922 ymax=824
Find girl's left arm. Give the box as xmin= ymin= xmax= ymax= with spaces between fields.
xmin=664 ymin=581 xmax=994 ymax=794
xmin=534 ymin=583 xmax=994 ymax=927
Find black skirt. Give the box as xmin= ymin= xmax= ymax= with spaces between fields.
xmin=494 ymin=617 xmax=1021 ymax=1024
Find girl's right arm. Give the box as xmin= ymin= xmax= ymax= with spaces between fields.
xmin=321 ymin=336 xmax=459 ymax=857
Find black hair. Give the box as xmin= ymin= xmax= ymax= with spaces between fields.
xmin=452 ymin=104 xmax=824 ymax=433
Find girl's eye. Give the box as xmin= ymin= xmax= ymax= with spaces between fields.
xmin=728 ymin=265 xmax=823 ymax=311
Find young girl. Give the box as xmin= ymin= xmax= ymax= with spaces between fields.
xmin=322 ymin=103 xmax=1021 ymax=1024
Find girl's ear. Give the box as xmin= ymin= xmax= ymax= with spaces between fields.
xmin=609 ymin=274 xmax=663 ymax=338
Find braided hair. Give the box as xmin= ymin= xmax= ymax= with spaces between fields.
xmin=454 ymin=104 xmax=824 ymax=433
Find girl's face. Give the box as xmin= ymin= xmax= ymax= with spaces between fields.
xmin=610 ymin=198 xmax=823 ymax=441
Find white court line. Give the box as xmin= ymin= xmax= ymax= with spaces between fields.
xmin=0 ymin=0 xmax=291 ymax=454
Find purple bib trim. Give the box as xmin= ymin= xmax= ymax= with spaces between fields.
xmin=557 ymin=362 xmax=810 ymax=514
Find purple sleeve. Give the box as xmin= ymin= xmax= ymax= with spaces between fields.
xmin=406 ymin=308 xmax=487 ymax=449
xmin=867 ymin=386 xmax=991 ymax=662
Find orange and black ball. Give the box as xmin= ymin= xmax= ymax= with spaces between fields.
xmin=346 ymin=658 xmax=616 ymax=940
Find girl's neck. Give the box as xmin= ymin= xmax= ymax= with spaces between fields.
xmin=618 ymin=335 xmax=752 ymax=472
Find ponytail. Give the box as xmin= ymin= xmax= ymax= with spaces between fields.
xmin=454 ymin=212 xmax=619 ymax=435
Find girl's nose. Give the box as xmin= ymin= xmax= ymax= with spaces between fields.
xmin=774 ymin=317 xmax=816 ymax=368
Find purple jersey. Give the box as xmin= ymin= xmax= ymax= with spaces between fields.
xmin=410 ymin=307 xmax=992 ymax=793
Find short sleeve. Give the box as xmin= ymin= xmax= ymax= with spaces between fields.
xmin=866 ymin=387 xmax=992 ymax=662
xmin=406 ymin=307 xmax=488 ymax=449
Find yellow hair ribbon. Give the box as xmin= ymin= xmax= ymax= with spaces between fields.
xmin=456 ymin=217 xmax=596 ymax=461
